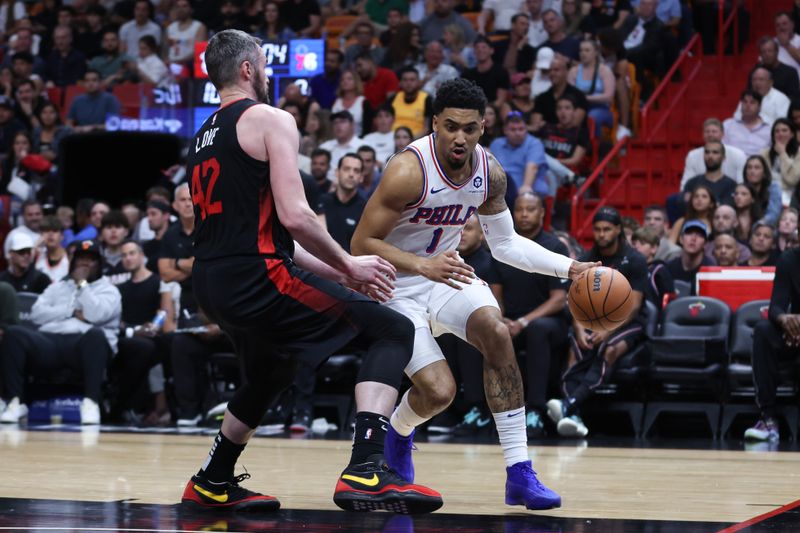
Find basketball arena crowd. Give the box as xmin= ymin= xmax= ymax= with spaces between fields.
xmin=0 ymin=0 xmax=797 ymax=445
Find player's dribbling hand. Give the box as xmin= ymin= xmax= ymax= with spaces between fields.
xmin=419 ymin=250 xmax=475 ymax=289
xmin=347 ymin=255 xmax=397 ymax=299
xmin=568 ymin=260 xmax=601 ymax=281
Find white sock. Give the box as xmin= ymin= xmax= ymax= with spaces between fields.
xmin=390 ymin=390 xmax=428 ymax=437
xmin=492 ymin=407 xmax=529 ymax=467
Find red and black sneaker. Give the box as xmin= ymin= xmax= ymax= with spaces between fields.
xmin=181 ymin=472 xmax=280 ymax=513
xmin=333 ymin=455 xmax=443 ymax=514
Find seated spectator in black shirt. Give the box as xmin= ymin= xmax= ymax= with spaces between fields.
xmin=486 ymin=193 xmax=570 ymax=438
xmin=539 ymin=94 xmax=590 ymax=172
xmin=531 ymin=56 xmax=588 ymax=133
xmin=108 ymin=240 xmax=175 ymax=425
xmin=711 ymin=233 xmax=741 ymax=267
xmin=99 ymin=210 xmax=131 ymax=286
xmin=632 ymin=226 xmax=674 ymax=308
xmin=682 ymin=141 xmax=737 ymax=207
xmin=667 ymin=220 xmax=716 ymax=293
xmin=754 ymin=36 xmax=800 ymax=101
xmin=621 ymin=0 xmax=667 ymax=82
xmin=320 ymin=152 xmax=367 ymax=253
xmin=501 ymin=12 xmax=536 ymax=76
xmin=158 ymin=184 xmax=197 ymax=324
xmin=141 ymin=200 xmax=172 ymax=273
xmin=310 ymin=148 xmax=332 ymax=195
xmin=740 ymin=221 xmax=780 ymax=267
xmin=744 ymin=246 xmax=800 ymax=442
xmin=0 ymin=95 xmax=25 ymax=158
xmin=547 ymin=206 xmax=647 ymax=438
xmin=13 ymin=79 xmax=45 ymax=131
xmin=463 ymin=36 xmax=510 ymax=108
xmin=0 ymin=233 xmax=51 ymax=294
xmin=44 ymin=26 xmax=87 ymax=88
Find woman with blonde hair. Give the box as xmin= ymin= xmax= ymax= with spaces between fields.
xmin=331 ymin=68 xmax=373 ymax=137
xmin=669 ymin=184 xmax=717 ymax=244
xmin=568 ymin=38 xmax=616 ymax=137
xmin=442 ymin=23 xmax=475 ymax=72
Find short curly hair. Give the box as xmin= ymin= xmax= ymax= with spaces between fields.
xmin=432 ymin=78 xmax=487 ymax=117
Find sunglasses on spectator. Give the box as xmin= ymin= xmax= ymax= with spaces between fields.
xmin=506 ymin=111 xmax=524 ymax=120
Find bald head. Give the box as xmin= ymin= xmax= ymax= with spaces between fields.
xmin=712 ymin=205 xmax=738 ymax=234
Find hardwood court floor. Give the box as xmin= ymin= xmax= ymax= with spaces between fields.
xmin=0 ymin=428 xmax=798 ymax=528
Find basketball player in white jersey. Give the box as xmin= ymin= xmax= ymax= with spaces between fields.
xmin=352 ymin=78 xmax=598 ymax=510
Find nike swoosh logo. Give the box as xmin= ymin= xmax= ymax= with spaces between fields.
xmin=507 ymin=411 xmax=522 ymax=418
xmin=194 ymin=485 xmax=229 ymax=503
xmin=342 ymin=473 xmax=380 ymax=487
xmin=430 ymin=187 xmax=446 ymax=194
xmin=476 ymin=419 xmax=490 ymax=427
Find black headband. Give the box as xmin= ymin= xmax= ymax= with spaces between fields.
xmin=593 ymin=207 xmax=621 ymax=225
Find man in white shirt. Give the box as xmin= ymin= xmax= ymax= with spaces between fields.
xmin=415 ymin=41 xmax=459 ymax=98
xmin=119 ymin=0 xmax=162 ymax=55
xmin=527 ymin=0 xmax=548 ymax=48
xmin=362 ymin=105 xmax=397 ymax=166
xmin=733 ymin=67 xmax=790 ymax=126
xmin=166 ymin=0 xmax=207 ymax=66
xmin=4 ymin=200 xmax=42 ymax=260
xmin=774 ymin=11 xmax=800 ymax=78
xmin=723 ymin=90 xmax=772 ymax=157
xmin=478 ymin=0 xmax=526 ymax=34
xmin=681 ymin=118 xmax=747 ymax=189
xmin=318 ymin=110 xmax=364 ymax=181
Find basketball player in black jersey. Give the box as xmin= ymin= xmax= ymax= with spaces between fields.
xmin=180 ymin=29 xmax=443 ymax=514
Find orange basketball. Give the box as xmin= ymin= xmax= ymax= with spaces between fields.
xmin=568 ymin=266 xmax=634 ymax=332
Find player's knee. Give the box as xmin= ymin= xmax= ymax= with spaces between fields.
xmin=424 ymin=379 xmax=456 ymax=411
xmin=474 ymin=318 xmax=512 ymax=356
xmin=383 ymin=313 xmax=415 ymax=343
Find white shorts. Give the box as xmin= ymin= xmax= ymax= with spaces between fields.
xmin=383 ymin=276 xmax=500 ymax=377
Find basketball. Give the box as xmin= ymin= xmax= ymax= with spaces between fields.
xmin=568 ymin=266 xmax=634 ymax=332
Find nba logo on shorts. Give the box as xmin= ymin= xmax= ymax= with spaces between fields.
xmin=365 ymin=429 xmax=373 ymax=440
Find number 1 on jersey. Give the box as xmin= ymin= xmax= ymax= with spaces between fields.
xmin=426 ymin=228 xmax=443 ymax=254
xmin=191 ymin=157 xmax=222 ymax=220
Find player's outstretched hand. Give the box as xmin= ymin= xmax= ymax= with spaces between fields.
xmin=347 ymin=255 xmax=397 ymax=299
xmin=568 ymin=260 xmax=601 ymax=281
xmin=420 ymin=250 xmax=476 ymax=290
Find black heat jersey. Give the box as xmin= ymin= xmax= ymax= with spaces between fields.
xmin=188 ymin=98 xmax=294 ymax=262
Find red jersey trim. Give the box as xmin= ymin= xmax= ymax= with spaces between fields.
xmin=265 ymin=258 xmax=341 ymax=314
xmin=257 ymin=186 xmax=276 ymax=255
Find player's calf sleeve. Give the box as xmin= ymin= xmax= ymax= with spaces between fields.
xmin=228 ymin=358 xmax=297 ymax=428
xmin=355 ymin=308 xmax=414 ymax=390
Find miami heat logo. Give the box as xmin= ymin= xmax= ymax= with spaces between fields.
xmin=473 ymin=176 xmax=482 ymax=188
xmin=688 ymin=302 xmax=706 ymax=317
xmin=760 ymin=306 xmax=769 ymax=319
xmin=80 ymin=240 xmax=93 ymax=251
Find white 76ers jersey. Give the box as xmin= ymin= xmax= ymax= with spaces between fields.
xmin=384 ymin=134 xmax=489 ymax=269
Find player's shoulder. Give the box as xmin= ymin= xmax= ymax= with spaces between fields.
xmin=239 ymin=102 xmax=290 ymax=123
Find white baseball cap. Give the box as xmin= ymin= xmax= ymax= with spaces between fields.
xmin=536 ymin=47 xmax=555 ymax=69
xmin=7 ymin=232 xmax=34 ymax=252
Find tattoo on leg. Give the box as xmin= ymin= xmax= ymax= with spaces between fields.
xmin=483 ymin=362 xmax=524 ymax=413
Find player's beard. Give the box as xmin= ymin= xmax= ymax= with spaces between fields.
xmin=253 ymin=70 xmax=270 ymax=104
xmin=447 ymin=151 xmax=469 ymax=170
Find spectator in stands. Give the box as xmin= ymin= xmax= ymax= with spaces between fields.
xmin=319 ymin=110 xmax=364 ymax=181
xmin=362 ymin=105 xmax=396 ymax=165
xmin=723 ymin=90 xmax=771 ymax=157
xmin=32 ymin=102 xmax=70 ymax=163
xmin=388 ymin=66 xmax=432 ymax=139
xmin=547 ymin=206 xmax=646 ymax=438
xmin=733 ymin=183 xmax=761 ymax=242
xmin=357 ymin=145 xmax=381 ymax=197
xmin=10 ymin=52 xmax=44 ymax=92
xmin=500 ymin=74 xmax=535 ymax=129
xmin=157 ymin=184 xmax=196 ymax=327
xmin=89 ymin=31 xmax=136 ymax=88
xmin=419 ymin=0 xmax=475 ymax=45
xmin=35 ymin=215 xmax=69 ymax=283
xmin=502 ymin=13 xmax=536 ymax=76
xmin=461 ymin=36 xmax=511 ymax=107
xmin=378 ymin=7 xmax=405 ymax=47
xmin=13 ymin=79 xmax=44 ymax=130
xmin=442 ymin=23 xmax=475 ymax=72
xmin=582 ymin=0 xmax=631 ymax=33
xmin=382 ymin=21 xmax=422 ymax=72
xmin=0 ymin=233 xmax=51 ymax=294
xmin=561 ymin=0 xmax=585 ymax=36
xmin=670 ymin=184 xmax=717 ymax=244
xmin=166 ymin=0 xmax=208 ymax=67
xmin=526 ymin=0 xmax=549 ymax=47
xmin=742 ymin=221 xmax=780 ymax=267
xmin=0 ymin=239 xmax=121 ymax=424
xmin=774 ymin=11 xmax=800 ymax=79
xmin=762 ymin=118 xmax=800 ymax=206
xmin=621 ymin=216 xmax=640 ymax=245
xmin=755 ymin=36 xmax=799 ymax=102
xmin=136 ymin=35 xmax=170 ymax=87
xmin=135 ymin=187 xmax=172 ymax=242
xmin=2 ymin=28 xmax=46 ymax=76
xmin=121 ymin=202 xmax=142 ymax=236
xmin=345 ymin=21 xmax=384 ymax=67
xmin=621 ymin=0 xmax=666 ymax=82
xmin=778 ymin=207 xmax=799 ymax=252
xmin=2 ymin=131 xmax=56 ymax=212
xmin=681 ymin=119 xmax=747 ymax=190
xmin=415 ymin=40 xmax=458 ymax=99
xmin=477 ymin=0 xmax=524 ymax=36
xmin=99 ymin=210 xmax=131 ymax=286
xmin=119 ymin=0 xmax=162 ymax=56
xmin=333 ymin=69 xmax=372 ymax=137
xmin=108 ymin=239 xmax=174 ymax=425
xmin=212 ymin=0 xmax=248 ymax=33
xmin=644 ymin=205 xmax=681 ymax=261
xmin=309 ymin=49 xmax=342 ymax=110
xmin=310 ymin=148 xmax=332 ymax=195
xmin=67 ymin=70 xmax=121 ymax=132
xmin=278 ymin=83 xmax=320 ymax=133
xmin=555 ymin=229 xmax=585 ymax=259
xmin=3 ymin=200 xmax=42 ymax=259
xmin=705 ymin=204 xmax=752 ymax=263
xmin=63 ymin=199 xmax=97 ymax=245
xmin=734 ymin=67 xmax=790 ymax=127
xmin=490 ymin=110 xmax=548 ymax=197
xmin=667 ymin=220 xmax=715 ymax=292
xmin=478 ymin=103 xmax=502 ymax=147
xmin=254 ymin=1 xmax=294 ymax=42
xmin=278 ymin=0 xmax=321 ymax=37
xmin=355 ymin=52 xmax=398 ymax=109
xmin=319 ymin=152 xmax=366 ymax=253
xmin=394 ymin=125 xmax=412 ymax=152
xmin=682 ymin=141 xmax=737 ymax=207
xmin=531 ymin=55 xmax=588 ymax=134
xmin=141 ymin=200 xmax=172 ymax=273
xmin=538 ymin=94 xmax=589 ymax=176
xmin=744 ymin=242 xmax=800 ymax=442
xmin=0 ymin=95 xmax=24 ymax=157
xmin=541 ymin=9 xmax=580 ymax=61
xmin=569 ymin=38 xmax=615 ymax=137
xmin=486 ymin=192 xmax=570 ymax=437
xmin=528 ymin=48 xmax=554 ymax=102
xmin=89 ymin=200 xmax=110 ymax=236
xmin=711 ymin=233 xmax=740 ymax=267
xmin=44 ymin=26 xmax=87 ymax=88
xmin=632 ymin=226 xmax=675 ymax=308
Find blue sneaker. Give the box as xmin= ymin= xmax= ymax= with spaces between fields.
xmin=384 ymin=425 xmax=416 ymax=482
xmin=505 ymin=460 xmax=561 ymax=510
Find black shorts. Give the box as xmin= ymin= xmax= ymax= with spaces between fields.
xmin=192 ymin=256 xmax=376 ymax=368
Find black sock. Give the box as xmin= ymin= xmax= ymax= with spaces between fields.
xmin=349 ymin=411 xmax=389 ymax=465
xmin=198 ymin=431 xmax=246 ymax=483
